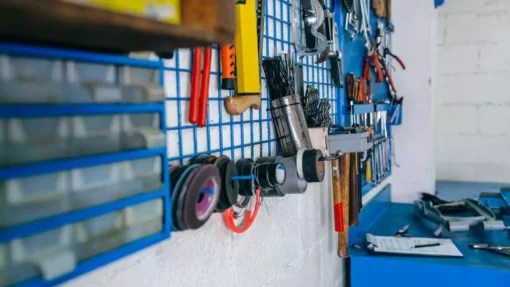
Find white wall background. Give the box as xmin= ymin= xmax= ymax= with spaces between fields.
xmin=390 ymin=0 xmax=437 ymax=202
xmin=435 ymin=0 xmax=510 ymax=183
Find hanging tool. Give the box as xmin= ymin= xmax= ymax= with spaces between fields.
xmin=332 ymin=154 xmax=350 ymax=257
xmin=294 ymin=0 xmax=327 ymax=57
xmin=345 ymin=0 xmax=360 ymax=40
xmin=384 ymin=47 xmax=406 ymax=70
xmin=220 ymin=44 xmax=236 ymax=90
xmin=315 ymin=0 xmax=343 ymax=88
xmin=225 ymin=0 xmax=262 ymax=116
xmin=349 ymin=152 xmax=359 ymax=226
xmin=189 ymin=47 xmax=212 ymax=127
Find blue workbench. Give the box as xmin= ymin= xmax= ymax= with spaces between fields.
xmin=349 ymin=182 xmax=510 ymax=287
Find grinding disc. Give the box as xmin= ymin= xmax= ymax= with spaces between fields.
xmin=170 ymin=165 xmax=189 ymax=230
xmin=176 ymin=164 xmax=201 ymax=230
xmin=302 ymin=149 xmax=325 ymax=183
xmin=170 ymin=165 xmax=197 ymax=231
xmin=182 ymin=164 xmax=221 ymax=229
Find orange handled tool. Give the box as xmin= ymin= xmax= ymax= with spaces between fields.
xmin=220 ymin=44 xmax=236 ymax=90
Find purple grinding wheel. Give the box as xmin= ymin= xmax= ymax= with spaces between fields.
xmin=182 ymin=164 xmax=221 ymax=229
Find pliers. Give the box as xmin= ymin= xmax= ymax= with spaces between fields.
xmin=384 ymin=48 xmax=406 ymax=70
xmin=189 ymin=47 xmax=212 ymax=127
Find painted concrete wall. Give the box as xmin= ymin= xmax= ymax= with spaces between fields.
xmin=64 ymin=166 xmax=343 ymax=287
xmin=435 ymin=0 xmax=510 ymax=183
xmin=390 ymin=0 xmax=437 ymax=202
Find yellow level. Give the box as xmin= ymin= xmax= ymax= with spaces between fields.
xmin=235 ymin=0 xmax=260 ymax=95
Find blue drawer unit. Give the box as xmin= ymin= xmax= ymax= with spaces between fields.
xmin=0 ymin=42 xmax=170 ymax=287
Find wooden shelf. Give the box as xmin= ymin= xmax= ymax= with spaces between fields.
xmin=0 ymin=0 xmax=235 ymax=53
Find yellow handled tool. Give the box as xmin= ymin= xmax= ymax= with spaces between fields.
xmin=224 ymin=0 xmax=261 ymax=115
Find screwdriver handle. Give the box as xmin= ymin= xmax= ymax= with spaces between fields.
xmin=220 ymin=44 xmax=236 ymax=90
xmin=198 ymin=47 xmax=212 ymax=127
xmin=189 ymin=47 xmax=203 ymax=124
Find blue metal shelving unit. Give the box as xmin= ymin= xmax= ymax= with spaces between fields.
xmin=0 ymin=42 xmax=170 ymax=286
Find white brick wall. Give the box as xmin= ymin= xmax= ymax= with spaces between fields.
xmin=435 ymin=0 xmax=510 ymax=184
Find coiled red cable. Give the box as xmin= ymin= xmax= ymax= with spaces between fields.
xmin=223 ymin=188 xmax=261 ymax=233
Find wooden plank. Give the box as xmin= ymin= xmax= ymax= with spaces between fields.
xmin=0 ymin=0 xmax=235 ymax=53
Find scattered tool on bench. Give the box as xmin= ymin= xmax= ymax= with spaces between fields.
xmin=469 ymin=244 xmax=510 ymax=257
xmin=189 ymin=46 xmax=212 ymax=127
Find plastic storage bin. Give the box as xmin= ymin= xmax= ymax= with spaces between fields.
xmin=4 ymin=117 xmax=70 ymax=165
xmin=120 ymin=66 xmax=165 ymax=103
xmin=0 ymin=55 xmax=164 ymax=104
xmin=0 ymin=156 xmax=163 ymax=228
xmin=0 ymin=199 xmax=163 ymax=286
xmin=1 ymin=113 xmax=164 ymax=166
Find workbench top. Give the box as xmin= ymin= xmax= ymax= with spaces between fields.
xmin=349 ymin=182 xmax=510 ymax=287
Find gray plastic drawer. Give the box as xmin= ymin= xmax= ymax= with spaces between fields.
xmin=0 ymin=156 xmax=163 ymax=228
xmin=68 ymin=62 xmax=115 ymax=85
xmin=0 ymin=199 xmax=163 ymax=286
xmin=0 ymin=56 xmax=163 ymax=103
xmin=0 ymin=56 xmax=63 ymax=82
xmin=1 ymin=113 xmax=163 ymax=166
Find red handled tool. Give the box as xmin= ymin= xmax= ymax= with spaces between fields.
xmin=384 ymin=47 xmax=406 ymax=70
xmin=189 ymin=47 xmax=212 ymax=127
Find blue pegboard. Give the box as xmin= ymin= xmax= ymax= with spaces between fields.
xmin=337 ymin=1 xmax=395 ymax=194
xmin=165 ymin=0 xmax=338 ymax=166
